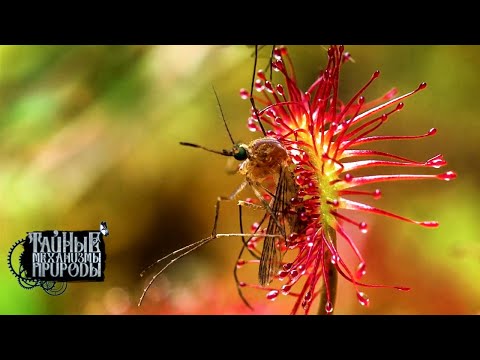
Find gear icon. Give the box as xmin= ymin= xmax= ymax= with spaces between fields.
xmin=7 ymin=236 xmax=67 ymax=295
xmin=42 ymin=281 xmax=67 ymax=296
xmin=7 ymin=238 xmax=26 ymax=279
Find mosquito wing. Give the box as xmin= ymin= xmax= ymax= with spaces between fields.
xmin=258 ymin=167 xmax=291 ymax=287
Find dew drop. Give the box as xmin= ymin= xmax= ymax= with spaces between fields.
xmin=426 ymin=154 xmax=446 ymax=168
xmin=428 ymin=128 xmax=437 ymax=136
xmin=250 ymin=222 xmax=260 ymax=233
xmin=344 ymin=174 xmax=353 ymax=182
xmin=239 ymin=88 xmax=249 ymax=100
xmin=373 ymin=189 xmax=382 ymax=200
xmin=272 ymin=60 xmax=284 ymax=72
xmin=290 ymin=269 xmax=299 ymax=278
xmin=359 ymin=222 xmax=368 ymax=234
xmin=437 ymin=171 xmax=457 ymax=181
xmin=329 ymin=199 xmax=339 ymax=207
xmin=266 ymin=130 xmax=275 ymax=136
xmin=342 ymin=52 xmax=351 ymax=64
xmin=420 ymin=221 xmax=439 ymax=228
xmin=356 ymin=262 xmax=367 ymax=278
xmin=279 ymin=47 xmax=287 ymax=56
xmin=266 ymin=290 xmax=279 ymax=301
xmin=304 ymin=291 xmax=312 ymax=301
xmin=296 ymin=175 xmax=306 ymax=186
xmin=294 ymin=166 xmax=304 ymax=174
xmin=283 ymin=263 xmax=293 ymax=271
xmin=357 ymin=291 xmax=370 ymax=307
xmin=257 ymin=69 xmax=266 ymax=81
xmin=254 ymin=79 xmax=264 ymax=92
xmin=301 ymin=300 xmax=308 ymax=309
xmin=325 ymin=301 xmax=334 ymax=314
xmin=418 ymin=82 xmax=427 ymax=90
xmin=265 ymin=81 xmax=274 ymax=93
xmin=300 ymin=212 xmax=308 ymax=222
xmin=273 ymin=47 xmax=282 ymax=60
xmin=396 ymin=102 xmax=404 ymax=111
xmin=290 ymin=197 xmax=300 ymax=206
xmin=298 ymin=189 xmax=307 ymax=197
xmin=239 ymin=282 xmax=247 ymax=287
xmin=264 ymin=109 xmax=275 ymax=118
xmin=288 ymin=233 xmax=298 ymax=242
xmin=305 ymin=227 xmax=315 ymax=236
xmin=331 ymin=255 xmax=337 ymax=265
xmin=248 ymin=118 xmax=259 ymax=132
xmin=276 ymin=84 xmax=284 ymax=96
xmin=277 ymin=270 xmax=288 ymax=279
xmin=281 ymin=284 xmax=292 ymax=295
xmin=358 ymin=96 xmax=365 ymax=105
xmin=373 ymin=70 xmax=380 ymax=78
xmin=237 ymin=259 xmax=246 ymax=268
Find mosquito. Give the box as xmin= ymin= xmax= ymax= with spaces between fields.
xmin=138 ymin=45 xmax=302 ymax=308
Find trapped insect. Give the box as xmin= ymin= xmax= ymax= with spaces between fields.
xmin=137 ymin=45 xmax=302 ymax=308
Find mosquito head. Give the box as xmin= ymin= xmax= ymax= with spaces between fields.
xmin=233 ymin=144 xmax=249 ymax=161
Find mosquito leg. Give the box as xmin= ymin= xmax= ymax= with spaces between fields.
xmin=237 ymin=200 xmax=264 ymax=211
xmin=234 ymin=205 xmax=272 ymax=310
xmin=250 ymin=45 xmax=267 ymax=136
xmin=248 ymin=179 xmax=286 ymax=239
xmin=268 ymin=44 xmax=275 ymax=82
xmin=239 ymin=210 xmax=269 ymax=260
xmin=139 ymin=231 xmax=281 ymax=306
xmin=257 ymin=182 xmax=276 ymax=199
xmin=211 ymin=180 xmax=248 ymax=237
xmin=234 ymin=205 xmax=254 ymax=310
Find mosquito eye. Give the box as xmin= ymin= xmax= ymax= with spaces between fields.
xmin=234 ymin=146 xmax=248 ymax=161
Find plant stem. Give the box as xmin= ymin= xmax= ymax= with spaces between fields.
xmin=317 ymin=226 xmax=338 ymax=315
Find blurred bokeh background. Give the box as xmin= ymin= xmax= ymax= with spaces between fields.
xmin=0 ymin=45 xmax=476 ymax=315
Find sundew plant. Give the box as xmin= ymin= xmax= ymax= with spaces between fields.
xmin=234 ymin=45 xmax=456 ymax=315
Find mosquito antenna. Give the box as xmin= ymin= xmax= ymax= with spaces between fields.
xmin=250 ymin=45 xmax=268 ymax=136
xmin=212 ymin=86 xmax=235 ymax=145
xmin=179 ymin=142 xmax=233 ymax=157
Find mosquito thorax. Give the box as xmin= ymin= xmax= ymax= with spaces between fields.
xmin=238 ymin=137 xmax=289 ymax=181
